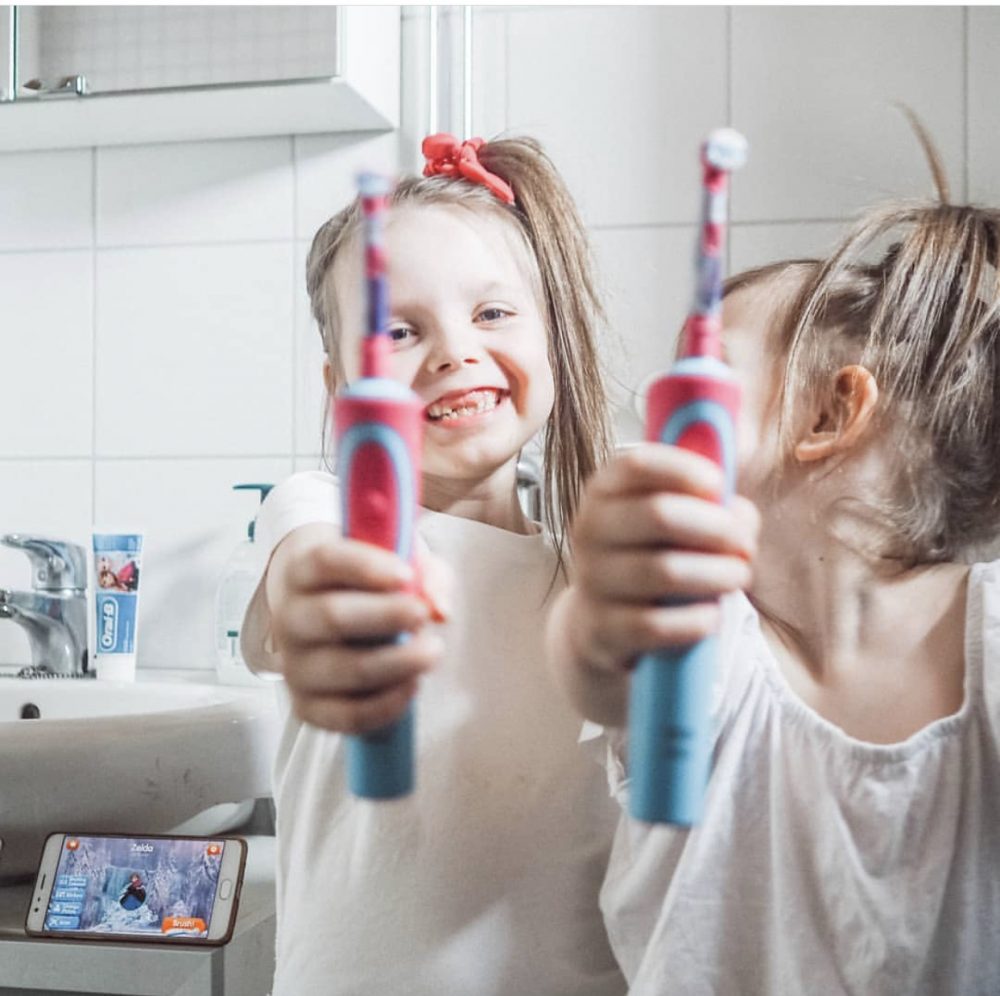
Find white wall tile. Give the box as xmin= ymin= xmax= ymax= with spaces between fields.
xmin=730 ymin=222 xmax=848 ymax=275
xmin=97 ymin=137 xmax=294 ymax=246
xmin=591 ymin=226 xmax=698 ymax=444
xmin=472 ymin=9 xmax=507 ymax=141
xmin=95 ymin=243 xmax=294 ymax=457
xmin=0 ymin=460 xmax=93 ymax=668
xmin=399 ymin=10 xmax=431 ymax=174
xmin=0 ymin=149 xmax=93 ymax=251
xmin=506 ymin=7 xmax=727 ymax=228
xmin=430 ymin=7 xmax=469 ymax=141
xmin=731 ymin=7 xmax=965 ymax=222
xmin=0 ymin=251 xmax=93 ymax=457
xmin=294 ymin=132 xmax=402 ymax=242
xmin=294 ymin=241 xmax=328 ymax=459
xmin=969 ymin=7 xmax=1000 ymax=206
xmin=94 ymin=457 xmax=292 ymax=670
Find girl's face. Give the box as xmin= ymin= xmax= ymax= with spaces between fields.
xmin=331 ymin=204 xmax=555 ymax=492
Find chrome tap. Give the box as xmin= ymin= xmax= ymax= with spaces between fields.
xmin=0 ymin=535 xmax=89 ymax=676
xmin=516 ymin=448 xmax=543 ymax=524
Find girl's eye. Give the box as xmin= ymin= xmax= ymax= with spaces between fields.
xmin=387 ymin=326 xmax=416 ymax=345
xmin=476 ymin=307 xmax=512 ymax=323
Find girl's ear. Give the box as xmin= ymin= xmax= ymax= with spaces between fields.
xmin=323 ymin=354 xmax=351 ymax=395
xmin=793 ymin=364 xmax=879 ymax=463
xmin=322 ymin=357 xmax=337 ymax=396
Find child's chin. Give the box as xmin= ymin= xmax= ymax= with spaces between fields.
xmin=425 ymin=440 xmax=519 ymax=476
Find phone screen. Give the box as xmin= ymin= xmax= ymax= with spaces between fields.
xmin=42 ymin=835 xmax=228 ymax=939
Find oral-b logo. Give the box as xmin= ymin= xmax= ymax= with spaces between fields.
xmin=131 ymin=843 xmax=154 ymax=853
xmin=99 ymin=599 xmax=118 ymax=651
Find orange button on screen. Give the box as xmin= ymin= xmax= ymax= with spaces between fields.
xmin=162 ymin=916 xmax=206 ymax=934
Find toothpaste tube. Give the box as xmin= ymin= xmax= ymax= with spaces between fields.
xmin=92 ymin=532 xmax=143 ymax=681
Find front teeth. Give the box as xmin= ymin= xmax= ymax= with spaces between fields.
xmin=428 ymin=390 xmax=500 ymax=421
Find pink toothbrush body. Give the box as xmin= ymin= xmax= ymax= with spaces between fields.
xmin=334 ymin=173 xmax=423 ymax=799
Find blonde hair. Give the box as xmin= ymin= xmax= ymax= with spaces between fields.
xmin=725 ymin=122 xmax=1000 ymax=566
xmin=305 ymin=137 xmax=613 ymax=570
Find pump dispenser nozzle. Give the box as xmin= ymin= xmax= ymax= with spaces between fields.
xmin=233 ymin=483 xmax=273 ymax=541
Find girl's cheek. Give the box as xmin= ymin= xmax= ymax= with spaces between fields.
xmin=386 ymin=353 xmax=422 ymax=388
xmin=733 ymin=415 xmax=772 ymax=497
xmin=735 ymin=409 xmax=759 ymax=467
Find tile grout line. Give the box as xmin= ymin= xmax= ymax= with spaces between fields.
xmin=1 ymin=454 xmax=325 ymax=464
xmin=590 ymin=217 xmax=851 ymax=235
xmin=290 ymin=134 xmax=299 ymax=472
xmin=0 ymin=237 xmax=301 ymax=257
xmin=503 ymin=8 xmax=509 ymax=131
xmin=725 ymin=5 xmax=734 ymax=275
xmin=91 ymin=146 xmax=99 ymax=522
xmin=963 ymin=5 xmax=970 ymax=203
xmin=0 ymin=218 xmax=856 ymax=253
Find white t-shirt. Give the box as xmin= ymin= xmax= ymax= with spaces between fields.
xmin=248 ymin=472 xmax=625 ymax=996
xmin=598 ymin=564 xmax=1000 ymax=996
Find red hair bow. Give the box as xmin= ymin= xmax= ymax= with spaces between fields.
xmin=421 ymin=134 xmax=516 ymax=206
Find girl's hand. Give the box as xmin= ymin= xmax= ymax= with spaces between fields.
xmin=547 ymin=444 xmax=759 ymax=726
xmin=266 ymin=523 xmax=449 ymax=734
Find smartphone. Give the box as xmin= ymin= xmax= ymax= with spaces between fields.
xmin=25 ymin=832 xmax=247 ymax=946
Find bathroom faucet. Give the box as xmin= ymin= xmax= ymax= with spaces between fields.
xmin=0 ymin=535 xmax=89 ymax=677
xmin=516 ymin=451 xmax=543 ymax=523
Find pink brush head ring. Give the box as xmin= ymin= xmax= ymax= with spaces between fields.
xmin=684 ymin=128 xmax=749 ymax=359
xmin=358 ymin=171 xmax=392 ymax=379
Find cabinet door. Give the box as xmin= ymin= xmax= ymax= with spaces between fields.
xmin=0 ymin=5 xmax=399 ymax=150
xmin=17 ymin=6 xmax=342 ymax=95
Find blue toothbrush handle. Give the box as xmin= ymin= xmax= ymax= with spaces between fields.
xmin=629 ymin=638 xmax=718 ymax=825
xmin=346 ymin=698 xmax=415 ymax=800
xmin=631 ymin=356 xmax=740 ymax=825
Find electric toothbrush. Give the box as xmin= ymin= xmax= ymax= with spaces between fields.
xmin=628 ymin=128 xmax=748 ymax=826
xmin=334 ymin=173 xmax=423 ymax=800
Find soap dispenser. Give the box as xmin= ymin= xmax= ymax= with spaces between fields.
xmin=215 ymin=483 xmax=273 ymax=685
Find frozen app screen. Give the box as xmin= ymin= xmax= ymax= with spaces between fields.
xmin=44 ymin=836 xmax=225 ymax=938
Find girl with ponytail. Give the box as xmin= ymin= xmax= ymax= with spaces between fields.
xmin=242 ymin=134 xmax=624 ymax=996
xmin=550 ymin=117 xmax=1000 ymax=994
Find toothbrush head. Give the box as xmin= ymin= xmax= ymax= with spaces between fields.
xmin=703 ymin=129 xmax=749 ymax=173
xmin=357 ymin=171 xmax=392 ymax=199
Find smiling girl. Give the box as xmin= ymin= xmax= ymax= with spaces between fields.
xmin=241 ymin=135 xmax=625 ymax=996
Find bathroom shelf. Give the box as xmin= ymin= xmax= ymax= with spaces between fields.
xmin=0 ymin=6 xmax=399 ymax=151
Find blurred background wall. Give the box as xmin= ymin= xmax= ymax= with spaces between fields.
xmin=0 ymin=5 xmax=995 ymax=671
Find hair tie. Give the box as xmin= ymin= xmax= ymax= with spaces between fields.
xmin=421 ymin=133 xmax=516 ymax=206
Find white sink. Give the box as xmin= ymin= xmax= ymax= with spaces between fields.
xmin=0 ymin=675 xmax=281 ymax=880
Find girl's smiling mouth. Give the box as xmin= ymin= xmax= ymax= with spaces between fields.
xmin=425 ymin=387 xmax=508 ymax=424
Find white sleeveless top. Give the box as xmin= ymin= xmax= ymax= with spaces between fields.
xmin=599 ymin=561 xmax=1000 ymax=996
xmin=252 ymin=472 xmax=625 ymax=996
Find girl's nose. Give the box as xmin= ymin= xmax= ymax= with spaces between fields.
xmin=424 ymin=324 xmax=481 ymax=374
